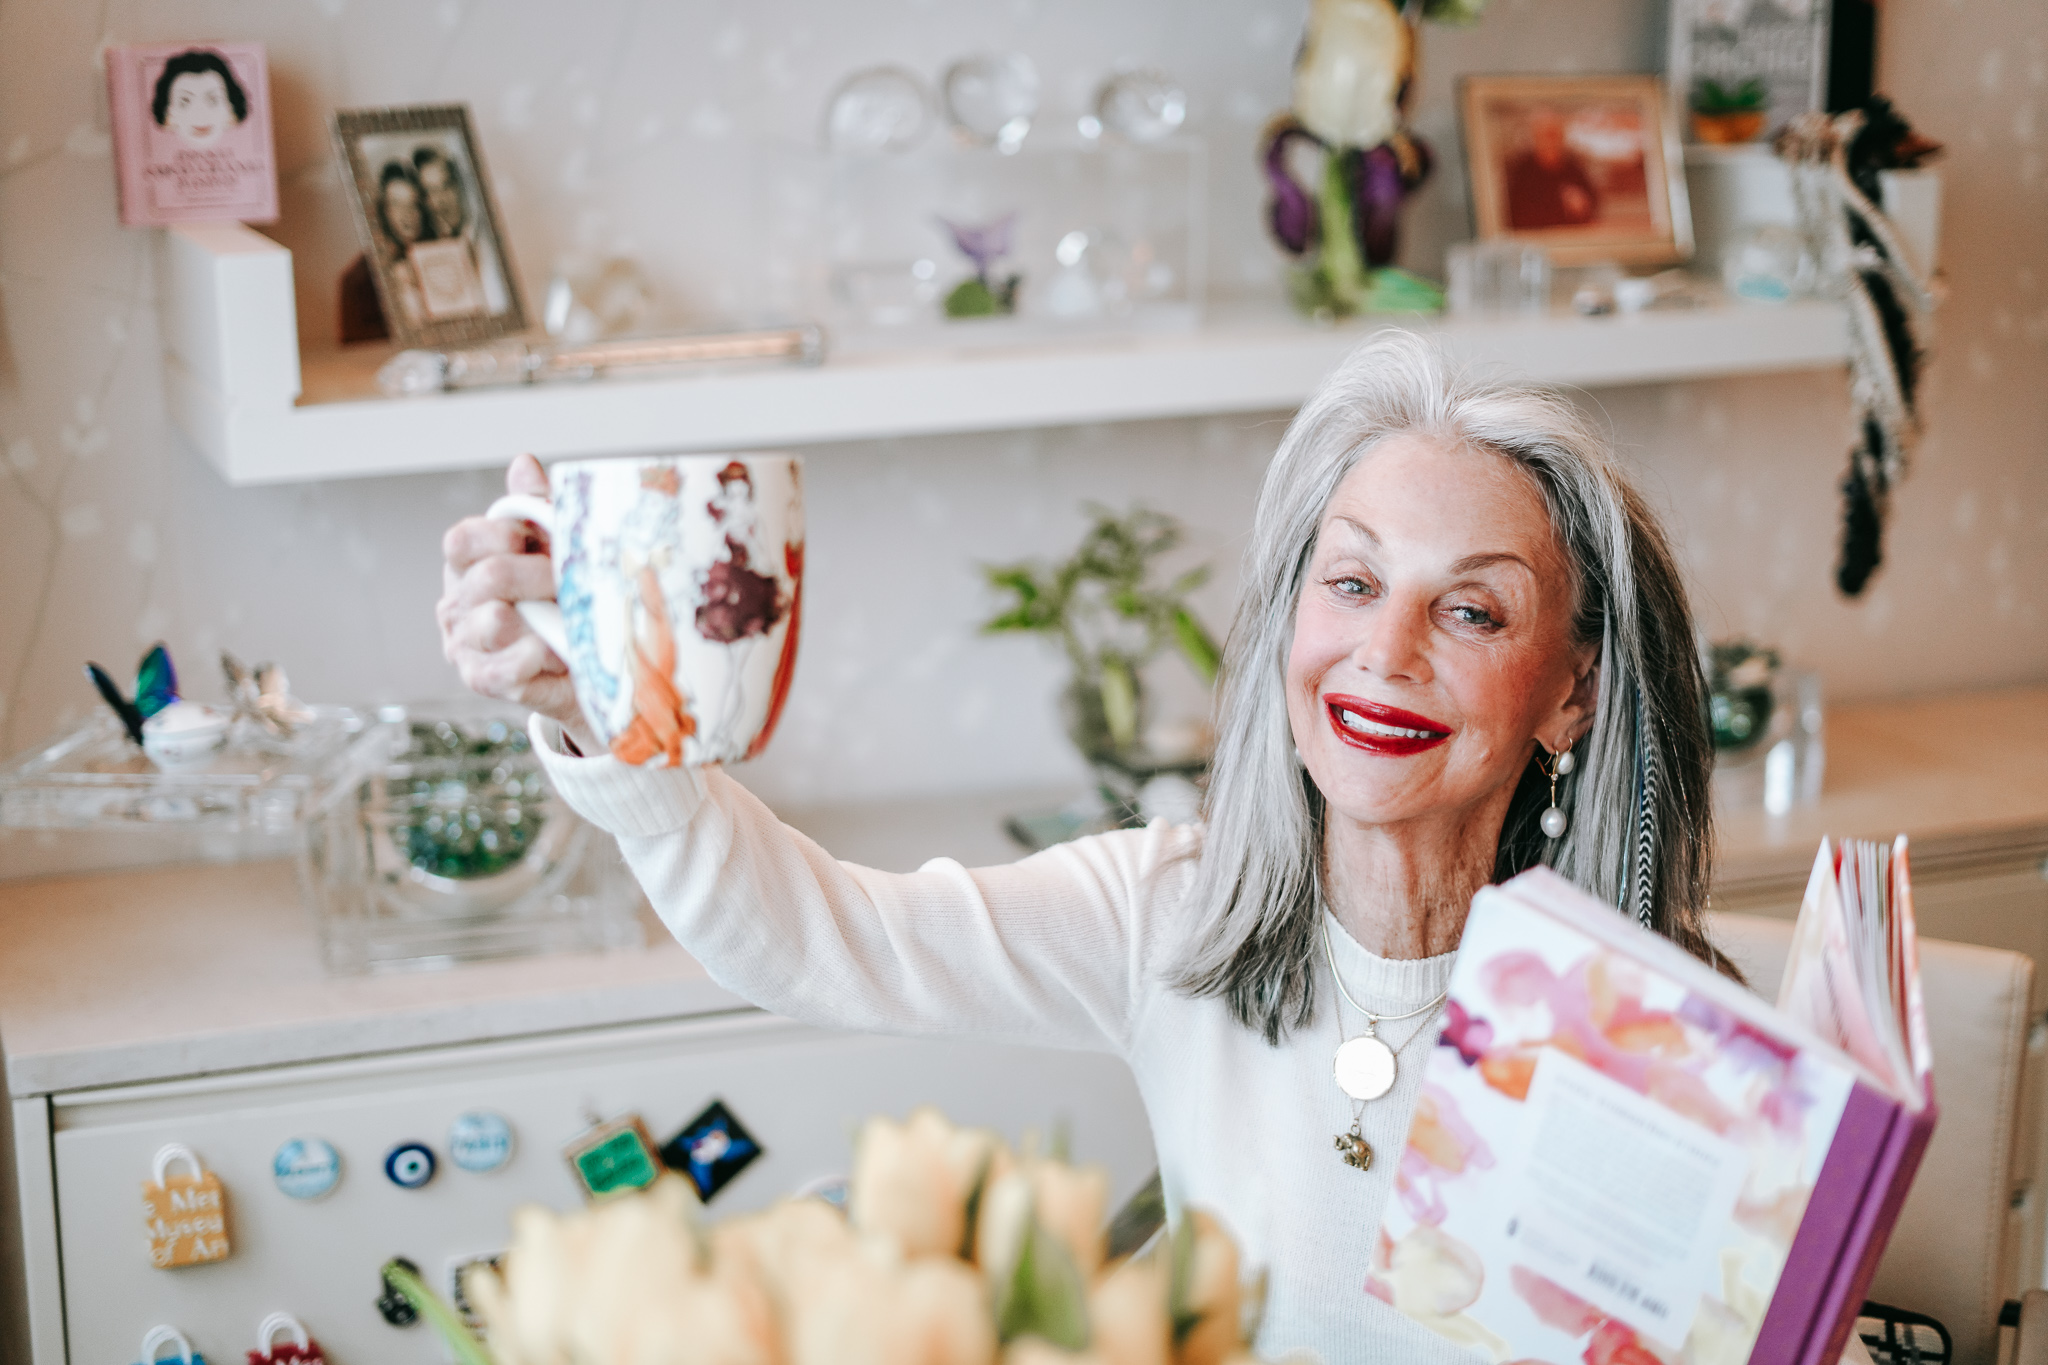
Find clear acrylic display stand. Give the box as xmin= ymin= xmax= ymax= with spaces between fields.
xmin=760 ymin=136 xmax=1207 ymax=352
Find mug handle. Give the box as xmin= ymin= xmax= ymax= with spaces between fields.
xmin=484 ymin=493 xmax=570 ymax=659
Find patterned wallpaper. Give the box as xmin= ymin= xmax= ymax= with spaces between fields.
xmin=0 ymin=0 xmax=2043 ymax=858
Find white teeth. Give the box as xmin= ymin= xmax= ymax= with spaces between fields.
xmin=1336 ymin=708 xmax=1435 ymax=739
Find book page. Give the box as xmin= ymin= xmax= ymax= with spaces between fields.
xmin=1492 ymin=1048 xmax=1749 ymax=1343
xmin=1777 ymin=840 xmax=1903 ymax=1093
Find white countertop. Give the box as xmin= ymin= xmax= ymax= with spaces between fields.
xmin=1 ymin=691 xmax=2041 ymax=1100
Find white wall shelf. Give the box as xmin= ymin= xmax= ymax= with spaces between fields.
xmin=157 ymin=223 xmax=1849 ymax=486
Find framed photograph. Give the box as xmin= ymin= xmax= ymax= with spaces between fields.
xmin=334 ymin=104 xmax=526 ymax=347
xmin=105 ymin=42 xmax=278 ymax=227
xmin=1667 ymin=0 xmax=1828 ymax=147
xmin=1460 ymin=74 xmax=1693 ymax=268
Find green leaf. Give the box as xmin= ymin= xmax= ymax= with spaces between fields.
xmin=1172 ymin=608 xmax=1222 ymax=685
xmin=1099 ymin=657 xmax=1139 ymax=752
xmin=996 ymin=1215 xmax=1091 ymax=1351
xmin=1167 ymin=1216 xmax=1202 ymax=1346
xmin=381 ymin=1258 xmax=494 ymax=1365
xmin=960 ymin=1147 xmax=998 ymax=1261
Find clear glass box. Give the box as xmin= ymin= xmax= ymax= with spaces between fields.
xmin=0 ymin=707 xmax=375 ymax=870
xmin=299 ymin=701 xmax=645 ymax=975
xmin=759 ymin=137 xmax=1207 ymax=349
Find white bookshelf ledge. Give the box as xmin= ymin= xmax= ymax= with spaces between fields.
xmin=156 ymin=223 xmax=1849 ymax=487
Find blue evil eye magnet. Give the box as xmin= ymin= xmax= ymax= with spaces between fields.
xmin=448 ymin=1112 xmax=514 ymax=1173
xmin=272 ymin=1137 xmax=342 ymax=1200
xmin=658 ymin=1099 xmax=763 ymax=1203
xmin=383 ymin=1142 xmax=436 ymax=1190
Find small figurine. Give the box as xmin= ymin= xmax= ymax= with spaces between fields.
xmin=939 ymin=214 xmax=1021 ymax=318
xmin=221 ymin=651 xmax=314 ymax=738
xmin=86 ymin=643 xmax=229 ymax=766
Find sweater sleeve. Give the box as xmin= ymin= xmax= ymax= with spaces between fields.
xmin=531 ymin=715 xmax=1195 ymax=1056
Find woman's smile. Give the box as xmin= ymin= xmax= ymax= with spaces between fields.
xmin=1323 ymin=694 xmax=1452 ymax=755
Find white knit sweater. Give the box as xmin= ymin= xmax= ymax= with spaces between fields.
xmin=534 ymin=717 xmax=1473 ymax=1365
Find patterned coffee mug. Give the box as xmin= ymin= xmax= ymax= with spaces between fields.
xmin=488 ymin=453 xmax=803 ymax=767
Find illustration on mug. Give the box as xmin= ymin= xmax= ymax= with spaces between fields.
xmin=556 ymin=458 xmax=803 ymax=768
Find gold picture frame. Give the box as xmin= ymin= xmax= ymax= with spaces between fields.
xmin=334 ymin=103 xmax=527 ymax=347
xmin=1460 ymin=74 xmax=1693 ymax=267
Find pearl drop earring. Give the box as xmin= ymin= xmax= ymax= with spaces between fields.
xmin=1539 ymin=745 xmax=1575 ymax=839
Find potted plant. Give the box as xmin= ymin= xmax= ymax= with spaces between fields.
xmin=1692 ymin=78 xmax=1770 ymax=145
xmin=981 ymin=506 xmax=1221 ymax=790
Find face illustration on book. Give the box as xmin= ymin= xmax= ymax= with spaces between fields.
xmin=1285 ymin=433 xmax=1594 ymax=833
xmin=152 ymin=52 xmax=249 ymax=149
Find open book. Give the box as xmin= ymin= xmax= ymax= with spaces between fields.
xmin=1376 ymin=839 xmax=1934 ymax=1365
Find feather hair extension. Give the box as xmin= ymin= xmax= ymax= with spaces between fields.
xmin=1630 ymin=685 xmax=1659 ymax=929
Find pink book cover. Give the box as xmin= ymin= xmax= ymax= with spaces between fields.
xmin=105 ymin=42 xmax=278 ymax=227
xmin=1375 ymin=863 xmax=1932 ymax=1365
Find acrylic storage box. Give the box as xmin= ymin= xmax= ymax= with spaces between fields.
xmin=298 ymin=700 xmax=645 ymax=975
xmin=761 ymin=137 xmax=1207 ymax=347
xmin=0 ymin=706 xmax=373 ymax=873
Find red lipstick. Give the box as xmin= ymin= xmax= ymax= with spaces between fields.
xmin=1323 ymin=694 xmax=1452 ymax=756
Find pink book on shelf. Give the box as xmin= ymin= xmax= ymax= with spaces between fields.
xmin=1376 ymin=840 xmax=1933 ymax=1365
xmin=105 ymin=41 xmax=277 ymax=227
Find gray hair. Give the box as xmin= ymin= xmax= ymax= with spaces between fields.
xmin=1173 ymin=330 xmax=1719 ymax=1043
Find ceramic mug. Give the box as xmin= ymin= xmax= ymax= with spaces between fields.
xmin=487 ymin=453 xmax=804 ymax=767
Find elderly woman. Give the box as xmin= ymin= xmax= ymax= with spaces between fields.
xmin=437 ymin=331 xmax=1719 ymax=1362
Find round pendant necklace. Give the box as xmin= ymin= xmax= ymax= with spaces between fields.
xmin=1322 ymin=919 xmax=1449 ymax=1171
xmin=1321 ymin=919 xmax=1448 ymax=1103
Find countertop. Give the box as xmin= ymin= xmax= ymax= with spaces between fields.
xmin=2 ymin=688 xmax=2041 ymax=1100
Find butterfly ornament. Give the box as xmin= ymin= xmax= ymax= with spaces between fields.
xmin=221 ymin=651 xmax=314 ymax=738
xmin=85 ymin=643 xmax=230 ymax=767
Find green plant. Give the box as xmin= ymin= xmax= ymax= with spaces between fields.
xmin=1694 ymin=78 xmax=1768 ymax=114
xmin=981 ymin=506 xmax=1221 ymax=762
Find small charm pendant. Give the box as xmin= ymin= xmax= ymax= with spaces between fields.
xmin=1333 ymin=1034 xmax=1398 ymax=1101
xmin=1334 ymin=1125 xmax=1373 ymax=1171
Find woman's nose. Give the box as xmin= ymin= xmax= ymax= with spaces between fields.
xmin=1351 ymin=594 xmax=1433 ymax=684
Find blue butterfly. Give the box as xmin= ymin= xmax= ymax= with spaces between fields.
xmin=85 ymin=642 xmax=179 ymax=747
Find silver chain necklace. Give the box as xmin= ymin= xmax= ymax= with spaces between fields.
xmin=1322 ymin=919 xmax=1449 ymax=1171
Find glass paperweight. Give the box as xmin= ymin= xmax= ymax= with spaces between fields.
xmin=941 ymin=54 xmax=1039 ymax=152
xmin=1087 ymin=70 xmax=1187 ymax=143
xmin=298 ymin=700 xmax=644 ymax=975
xmin=822 ymin=66 xmax=934 ymax=155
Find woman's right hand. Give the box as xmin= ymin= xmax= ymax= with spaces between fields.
xmin=437 ymin=454 xmax=594 ymax=748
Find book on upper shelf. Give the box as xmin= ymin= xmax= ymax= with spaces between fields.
xmin=1380 ymin=838 xmax=1933 ymax=1365
xmin=105 ymin=41 xmax=278 ymax=227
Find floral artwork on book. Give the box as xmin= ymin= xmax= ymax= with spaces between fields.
xmin=1376 ymin=877 xmax=1858 ymax=1365
xmin=106 ymin=42 xmax=278 ymax=227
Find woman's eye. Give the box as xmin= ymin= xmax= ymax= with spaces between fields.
xmin=1448 ymin=604 xmax=1499 ymax=628
xmin=1327 ymin=575 xmax=1374 ymax=597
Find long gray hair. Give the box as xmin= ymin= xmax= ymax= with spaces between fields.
xmin=1173 ymin=330 xmax=1718 ymax=1043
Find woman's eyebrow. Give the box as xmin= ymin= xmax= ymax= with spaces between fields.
xmin=1449 ymin=551 xmax=1535 ymax=575
xmin=1328 ymin=515 xmax=1378 ymax=546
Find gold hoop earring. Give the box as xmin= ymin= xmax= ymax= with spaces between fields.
xmin=1539 ymin=744 xmax=1576 ymax=839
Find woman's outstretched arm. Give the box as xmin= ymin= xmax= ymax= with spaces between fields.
xmin=531 ymin=716 xmax=1192 ymax=1057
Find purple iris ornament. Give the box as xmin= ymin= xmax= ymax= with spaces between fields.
xmin=939 ymin=213 xmax=1021 ymax=318
xmin=1260 ymin=0 xmax=1473 ymax=317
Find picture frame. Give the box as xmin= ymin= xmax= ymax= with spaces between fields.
xmin=1667 ymin=0 xmax=1829 ymax=148
xmin=105 ymin=42 xmax=279 ymax=227
xmin=1459 ymin=74 xmax=1693 ymax=268
xmin=333 ymin=104 xmax=527 ymax=347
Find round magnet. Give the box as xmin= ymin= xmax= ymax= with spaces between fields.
xmin=272 ymin=1136 xmax=342 ymax=1200
xmin=448 ymin=1111 xmax=514 ymax=1173
xmin=383 ymin=1141 xmax=436 ymax=1189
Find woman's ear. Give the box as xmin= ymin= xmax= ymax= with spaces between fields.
xmin=1551 ymin=646 xmax=1600 ymax=750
